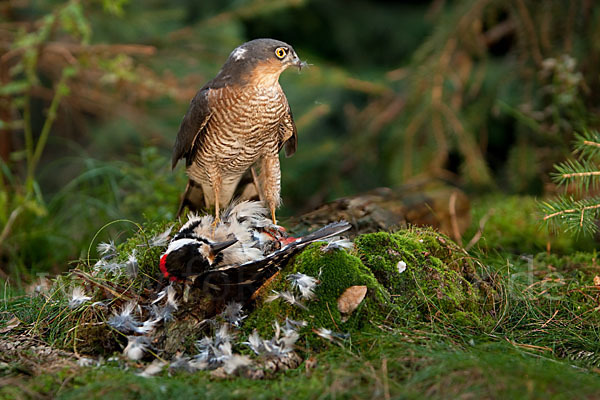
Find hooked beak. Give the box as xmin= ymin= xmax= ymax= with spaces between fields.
xmin=209 ymin=238 xmax=237 ymax=255
xmin=291 ymin=54 xmax=308 ymax=72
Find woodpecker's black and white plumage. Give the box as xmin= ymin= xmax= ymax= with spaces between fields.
xmin=159 ymin=201 xmax=351 ymax=299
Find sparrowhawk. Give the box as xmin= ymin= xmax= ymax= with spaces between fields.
xmin=172 ymin=38 xmax=305 ymax=224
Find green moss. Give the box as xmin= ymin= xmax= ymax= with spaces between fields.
xmin=112 ymin=218 xmax=178 ymax=285
xmin=244 ymin=244 xmax=391 ymax=343
xmin=465 ymin=195 xmax=596 ymax=254
xmin=354 ymin=228 xmax=498 ymax=329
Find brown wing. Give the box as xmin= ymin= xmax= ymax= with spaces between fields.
xmin=172 ymin=88 xmax=212 ymax=169
xmin=280 ymin=106 xmax=297 ymax=158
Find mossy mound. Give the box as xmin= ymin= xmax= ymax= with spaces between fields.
xmin=354 ymin=228 xmax=498 ymax=329
xmin=243 ymin=244 xmax=391 ymax=343
xmin=5 ymin=219 xmax=504 ymax=358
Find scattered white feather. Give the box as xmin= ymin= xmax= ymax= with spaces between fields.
xmin=194 ymin=328 xmax=232 ymax=368
xmin=283 ymin=318 xmax=307 ymax=336
xmin=322 ymin=237 xmax=354 ymax=252
xmin=125 ymin=251 xmax=138 ymax=278
xmin=314 ymin=327 xmax=334 ymax=341
xmin=93 ymin=258 xmax=106 ymax=270
xmin=150 ymin=285 xmax=178 ymax=322
xmin=76 ymin=357 xmax=98 ymax=367
xmin=68 ymin=286 xmax=92 ymax=309
xmin=94 ymin=259 xmax=126 ymax=275
xmin=244 ymin=330 xmax=264 ymax=355
xmin=107 ymin=301 xmax=140 ymax=333
xmin=151 ymin=304 xmax=174 ymax=322
xmin=287 ymin=273 xmax=319 ymax=300
xmin=137 ymin=360 xmax=165 ymax=378
xmin=169 ymin=355 xmax=197 ymax=373
xmin=191 ymin=323 xmax=251 ymax=374
xmin=124 ymin=336 xmax=151 ymax=360
xmin=96 ymin=240 xmax=116 ymax=257
xmin=271 ymin=321 xmax=299 ymax=354
xmin=148 ymin=226 xmax=172 ymax=247
xmin=214 ymin=341 xmax=233 ymax=364
xmin=215 ymin=324 xmax=234 ymax=345
xmin=134 ymin=317 xmax=161 ymax=334
xmin=266 ymin=290 xmax=308 ymax=310
xmin=221 ymin=302 xmax=246 ymax=327
xmin=313 ymin=327 xmax=349 ymax=343
xmin=397 ymin=260 xmax=407 ymax=274
xmin=151 ymin=286 xmax=169 ymax=304
xmin=243 ymin=321 xmax=299 ymax=357
xmin=166 ymin=285 xmax=179 ymax=310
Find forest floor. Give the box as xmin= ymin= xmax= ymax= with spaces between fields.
xmin=2 ymin=195 xmax=600 ymax=400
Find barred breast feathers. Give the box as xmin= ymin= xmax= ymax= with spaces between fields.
xmin=188 ymin=84 xmax=288 ymax=179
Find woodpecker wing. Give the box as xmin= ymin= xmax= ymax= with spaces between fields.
xmin=196 ymin=221 xmax=352 ymax=300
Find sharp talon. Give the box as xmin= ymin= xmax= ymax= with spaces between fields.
xmin=211 ymin=215 xmax=220 ymax=238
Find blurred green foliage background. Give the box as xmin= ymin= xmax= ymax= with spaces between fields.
xmin=1 ymin=0 xmax=599 ymax=281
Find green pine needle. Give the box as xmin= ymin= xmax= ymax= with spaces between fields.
xmin=541 ymin=195 xmax=600 ymax=236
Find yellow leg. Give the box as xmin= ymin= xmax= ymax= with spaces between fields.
xmin=212 ymin=185 xmax=221 ymax=232
xmin=271 ymin=206 xmax=277 ymax=225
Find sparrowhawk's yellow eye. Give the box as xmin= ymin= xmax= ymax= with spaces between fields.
xmin=275 ymin=47 xmax=288 ymax=59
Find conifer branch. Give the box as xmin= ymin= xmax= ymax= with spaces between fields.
xmin=559 ymin=171 xmax=600 ymax=179
xmin=582 ymin=141 xmax=600 ymax=149
xmin=542 ymin=130 xmax=600 ymax=236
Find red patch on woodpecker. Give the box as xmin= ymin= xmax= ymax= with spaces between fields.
xmin=159 ymin=253 xmax=169 ymax=278
xmin=160 ymin=253 xmax=180 ymax=282
xmin=280 ymin=237 xmax=298 ymax=246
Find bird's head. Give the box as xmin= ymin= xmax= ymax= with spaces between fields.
xmin=159 ymin=237 xmax=237 ymax=281
xmin=223 ymin=38 xmax=307 ymax=87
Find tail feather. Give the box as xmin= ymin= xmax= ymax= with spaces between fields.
xmin=292 ymin=221 xmax=352 ymax=246
xmin=177 ymin=180 xmax=205 ymax=217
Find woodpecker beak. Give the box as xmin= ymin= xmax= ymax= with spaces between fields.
xmin=209 ymin=238 xmax=237 ymax=255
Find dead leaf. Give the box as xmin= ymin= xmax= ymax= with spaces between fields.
xmin=594 ymin=275 xmax=600 ymax=287
xmin=0 ymin=316 xmax=20 ymax=333
xmin=337 ymin=285 xmax=367 ymax=316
